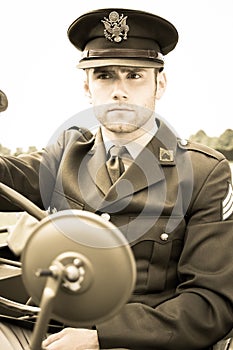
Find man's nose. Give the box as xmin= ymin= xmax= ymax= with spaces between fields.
xmin=111 ymin=79 xmax=128 ymax=101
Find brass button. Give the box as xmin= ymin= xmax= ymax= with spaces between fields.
xmin=160 ymin=233 xmax=169 ymax=241
xmin=101 ymin=213 xmax=111 ymax=221
xmin=179 ymin=139 xmax=188 ymax=146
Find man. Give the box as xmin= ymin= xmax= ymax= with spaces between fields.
xmin=0 ymin=8 xmax=233 ymax=350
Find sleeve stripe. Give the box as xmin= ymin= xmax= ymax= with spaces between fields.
xmin=223 ymin=183 xmax=233 ymax=207
xmin=222 ymin=183 xmax=233 ymax=220
xmin=223 ymin=204 xmax=233 ymax=220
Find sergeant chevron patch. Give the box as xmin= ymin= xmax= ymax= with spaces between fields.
xmin=222 ymin=183 xmax=233 ymax=220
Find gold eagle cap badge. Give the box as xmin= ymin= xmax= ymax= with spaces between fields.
xmin=101 ymin=11 xmax=129 ymax=43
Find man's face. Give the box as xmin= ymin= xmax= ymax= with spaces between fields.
xmin=85 ymin=66 xmax=160 ymax=133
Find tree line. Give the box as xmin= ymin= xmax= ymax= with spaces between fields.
xmin=0 ymin=144 xmax=38 ymax=156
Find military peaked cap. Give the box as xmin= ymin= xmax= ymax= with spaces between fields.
xmin=67 ymin=8 xmax=179 ymax=69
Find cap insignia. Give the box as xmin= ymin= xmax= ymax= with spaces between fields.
xmin=101 ymin=11 xmax=129 ymax=43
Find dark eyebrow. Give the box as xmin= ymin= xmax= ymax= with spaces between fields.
xmin=93 ymin=68 xmax=114 ymax=74
xmin=92 ymin=66 xmax=147 ymax=74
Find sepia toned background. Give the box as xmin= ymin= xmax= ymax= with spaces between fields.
xmin=0 ymin=0 xmax=232 ymax=176
xmin=0 ymin=0 xmax=232 ymax=226
xmin=0 ymin=0 xmax=232 ymax=148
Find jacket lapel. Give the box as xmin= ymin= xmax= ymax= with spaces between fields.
xmin=69 ymin=120 xmax=178 ymax=212
xmin=101 ymin=120 xmax=177 ymax=207
xmin=102 ymin=141 xmax=163 ymax=205
xmin=87 ymin=129 xmax=112 ymax=194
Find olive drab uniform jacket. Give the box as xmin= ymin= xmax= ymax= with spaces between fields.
xmin=0 ymin=119 xmax=233 ymax=350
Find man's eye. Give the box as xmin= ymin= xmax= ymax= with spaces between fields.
xmin=128 ymin=73 xmax=141 ymax=79
xmin=96 ymin=73 xmax=112 ymax=79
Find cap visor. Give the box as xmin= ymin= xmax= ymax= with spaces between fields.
xmin=77 ymin=58 xmax=164 ymax=69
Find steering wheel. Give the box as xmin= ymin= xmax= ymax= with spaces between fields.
xmin=0 ymin=182 xmax=136 ymax=349
xmin=0 ymin=182 xmax=46 ymax=220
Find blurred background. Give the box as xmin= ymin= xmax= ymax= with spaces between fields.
xmin=0 ymin=0 xmax=232 ymax=229
xmin=0 ymin=0 xmax=232 ymax=170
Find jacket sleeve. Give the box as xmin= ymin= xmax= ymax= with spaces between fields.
xmin=0 ymin=133 xmax=63 ymax=210
xmin=0 ymin=152 xmax=44 ymax=210
xmin=0 ymin=128 xmax=93 ymax=211
xmin=97 ymin=158 xmax=233 ymax=350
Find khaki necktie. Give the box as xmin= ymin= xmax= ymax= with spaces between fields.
xmin=106 ymin=146 xmax=125 ymax=184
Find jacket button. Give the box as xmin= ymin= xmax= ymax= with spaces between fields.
xmin=179 ymin=139 xmax=188 ymax=146
xmin=101 ymin=213 xmax=111 ymax=221
xmin=160 ymin=233 xmax=169 ymax=241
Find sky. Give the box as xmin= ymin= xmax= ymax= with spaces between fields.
xmin=0 ymin=0 xmax=233 ymax=151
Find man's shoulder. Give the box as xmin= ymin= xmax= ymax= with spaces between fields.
xmin=177 ymin=139 xmax=226 ymax=162
xmin=156 ymin=119 xmax=225 ymax=163
xmin=66 ymin=126 xmax=94 ymax=142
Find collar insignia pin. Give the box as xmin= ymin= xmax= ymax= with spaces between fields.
xmin=101 ymin=11 xmax=129 ymax=43
xmin=159 ymin=148 xmax=174 ymax=162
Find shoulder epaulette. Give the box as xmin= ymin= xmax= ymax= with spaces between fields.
xmin=67 ymin=126 xmax=93 ymax=141
xmin=177 ymin=139 xmax=225 ymax=161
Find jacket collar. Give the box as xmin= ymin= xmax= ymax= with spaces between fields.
xmin=87 ymin=119 xmax=177 ymax=207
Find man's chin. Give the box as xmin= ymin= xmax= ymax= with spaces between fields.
xmin=103 ymin=122 xmax=138 ymax=133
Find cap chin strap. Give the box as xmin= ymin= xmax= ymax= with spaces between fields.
xmin=81 ymin=48 xmax=164 ymax=64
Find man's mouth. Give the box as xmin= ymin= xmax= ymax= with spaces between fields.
xmin=108 ymin=107 xmax=134 ymax=112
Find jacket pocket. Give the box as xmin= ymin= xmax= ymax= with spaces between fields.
xmin=127 ymin=216 xmax=184 ymax=293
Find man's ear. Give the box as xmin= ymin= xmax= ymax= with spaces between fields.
xmin=156 ymin=71 xmax=167 ymax=100
xmin=84 ymin=80 xmax=92 ymax=102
